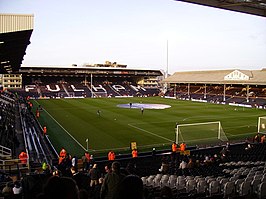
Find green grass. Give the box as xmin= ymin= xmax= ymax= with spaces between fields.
xmin=31 ymin=97 xmax=266 ymax=157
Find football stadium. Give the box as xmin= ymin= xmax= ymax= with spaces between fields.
xmin=1 ymin=1 xmax=266 ymax=198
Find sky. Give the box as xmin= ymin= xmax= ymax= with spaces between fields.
xmin=1 ymin=0 xmax=266 ymax=74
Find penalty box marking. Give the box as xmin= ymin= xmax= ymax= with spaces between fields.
xmin=128 ymin=123 xmax=173 ymax=142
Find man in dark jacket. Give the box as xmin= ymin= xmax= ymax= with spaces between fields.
xmin=89 ymin=163 xmax=100 ymax=187
xmin=100 ymin=161 xmax=125 ymax=199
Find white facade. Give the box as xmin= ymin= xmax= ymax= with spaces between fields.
xmin=0 ymin=14 xmax=34 ymax=33
xmin=1 ymin=74 xmax=22 ymax=89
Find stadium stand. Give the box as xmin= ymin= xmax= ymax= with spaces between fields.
xmin=2 ymin=72 xmax=266 ymax=199
xmin=2 ymin=12 xmax=266 ymax=199
xmin=11 ymin=75 xmax=160 ymax=99
xmin=165 ymin=83 xmax=266 ymax=108
xmin=2 ymin=68 xmax=266 ymax=199
xmin=163 ymin=69 xmax=266 ymax=108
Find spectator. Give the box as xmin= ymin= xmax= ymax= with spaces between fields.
xmin=2 ymin=181 xmax=13 ymax=197
xmin=70 ymin=166 xmax=88 ymax=190
xmin=115 ymin=175 xmax=144 ymax=199
xmin=79 ymin=189 xmax=89 ymax=199
xmin=37 ymin=176 xmax=79 ymax=199
xmin=104 ymin=164 xmax=112 ymax=175
xmin=83 ymin=152 xmax=91 ymax=170
xmin=100 ymin=161 xmax=125 ymax=199
xmin=220 ymin=146 xmax=229 ymax=160
xmin=253 ymin=133 xmax=260 ymax=143
xmin=158 ymin=162 xmax=169 ymax=174
xmin=179 ymin=160 xmax=187 ymax=170
xmin=13 ymin=181 xmax=23 ymax=195
xmin=89 ymin=164 xmax=100 ymax=187
xmin=152 ymin=147 xmax=156 ymax=157
xmin=59 ymin=153 xmax=72 ymax=176
xmin=187 ymin=158 xmax=195 ymax=169
xmin=90 ymin=154 xmax=95 ymax=169
xmin=261 ymin=135 xmax=266 ymax=143
xmin=125 ymin=161 xmax=137 ymax=175
xmin=204 ymin=155 xmax=211 ymax=165
xmin=72 ymin=156 xmax=78 ymax=169
xmin=81 ymin=153 xmax=87 ymax=171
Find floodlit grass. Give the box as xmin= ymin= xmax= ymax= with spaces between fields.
xmin=31 ymin=97 xmax=266 ymax=157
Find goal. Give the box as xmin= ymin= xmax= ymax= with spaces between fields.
xmin=175 ymin=121 xmax=228 ymax=145
xmin=257 ymin=116 xmax=266 ymax=133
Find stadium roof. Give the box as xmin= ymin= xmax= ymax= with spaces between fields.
xmin=19 ymin=65 xmax=163 ymax=77
xmin=0 ymin=14 xmax=34 ymax=74
xmin=175 ymin=0 xmax=266 ymax=17
xmin=163 ymin=69 xmax=266 ymax=85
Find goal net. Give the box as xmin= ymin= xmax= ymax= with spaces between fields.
xmin=257 ymin=116 xmax=266 ymax=133
xmin=175 ymin=121 xmax=228 ymax=145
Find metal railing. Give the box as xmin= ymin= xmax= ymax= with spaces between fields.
xmin=0 ymin=158 xmax=29 ymax=173
xmin=0 ymin=145 xmax=12 ymax=159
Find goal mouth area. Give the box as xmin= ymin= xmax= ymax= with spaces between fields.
xmin=258 ymin=116 xmax=266 ymax=134
xmin=175 ymin=121 xmax=228 ymax=146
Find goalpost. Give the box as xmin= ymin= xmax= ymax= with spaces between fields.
xmin=175 ymin=121 xmax=228 ymax=145
xmin=257 ymin=116 xmax=266 ymax=133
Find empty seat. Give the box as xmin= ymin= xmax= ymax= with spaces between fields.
xmin=220 ymin=178 xmax=229 ymax=192
xmin=235 ymin=178 xmax=245 ymax=194
xmin=251 ymin=179 xmax=261 ymax=194
xmin=208 ymin=180 xmax=220 ymax=197
xmin=168 ymin=177 xmax=176 ymax=188
xmin=146 ymin=175 xmax=155 ymax=186
xmin=196 ymin=180 xmax=208 ymax=194
xmin=239 ymin=181 xmax=251 ymax=197
xmin=256 ymin=182 xmax=266 ymax=199
xmin=141 ymin=176 xmax=148 ymax=185
xmin=186 ymin=179 xmax=196 ymax=193
xmin=176 ymin=178 xmax=186 ymax=192
xmin=223 ymin=181 xmax=235 ymax=198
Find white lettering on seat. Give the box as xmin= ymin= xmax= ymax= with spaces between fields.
xmin=25 ymin=85 xmax=36 ymax=92
xmin=71 ymin=85 xmax=84 ymax=92
xmin=130 ymin=85 xmax=146 ymax=92
xmin=46 ymin=85 xmax=60 ymax=92
xmin=112 ymin=85 xmax=125 ymax=91
xmin=92 ymin=85 xmax=106 ymax=92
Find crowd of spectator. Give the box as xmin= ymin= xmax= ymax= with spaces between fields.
xmin=0 ymin=136 xmax=266 ymax=199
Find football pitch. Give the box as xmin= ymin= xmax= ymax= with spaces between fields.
xmin=31 ymin=97 xmax=266 ymax=157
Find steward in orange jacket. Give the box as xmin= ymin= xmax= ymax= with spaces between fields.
xmin=172 ymin=142 xmax=178 ymax=153
xmin=132 ymin=149 xmax=138 ymax=158
xmin=108 ymin=151 xmax=115 ymax=161
xmin=19 ymin=151 xmax=28 ymax=165
xmin=180 ymin=143 xmax=186 ymax=151
xmin=36 ymin=110 xmax=40 ymax=118
xmin=43 ymin=126 xmax=47 ymax=135
xmin=58 ymin=148 xmax=67 ymax=164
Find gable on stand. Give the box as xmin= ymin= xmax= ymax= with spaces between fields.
xmin=224 ymin=70 xmax=250 ymax=81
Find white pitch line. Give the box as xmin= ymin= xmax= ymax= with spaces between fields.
xmin=128 ymin=124 xmax=173 ymax=142
xmin=33 ymin=100 xmax=87 ymax=151
xmin=88 ymin=142 xmax=171 ymax=153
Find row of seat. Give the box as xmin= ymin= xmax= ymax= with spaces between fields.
xmin=142 ymin=160 xmax=266 ymax=198
xmin=143 ymin=175 xmax=266 ymax=198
